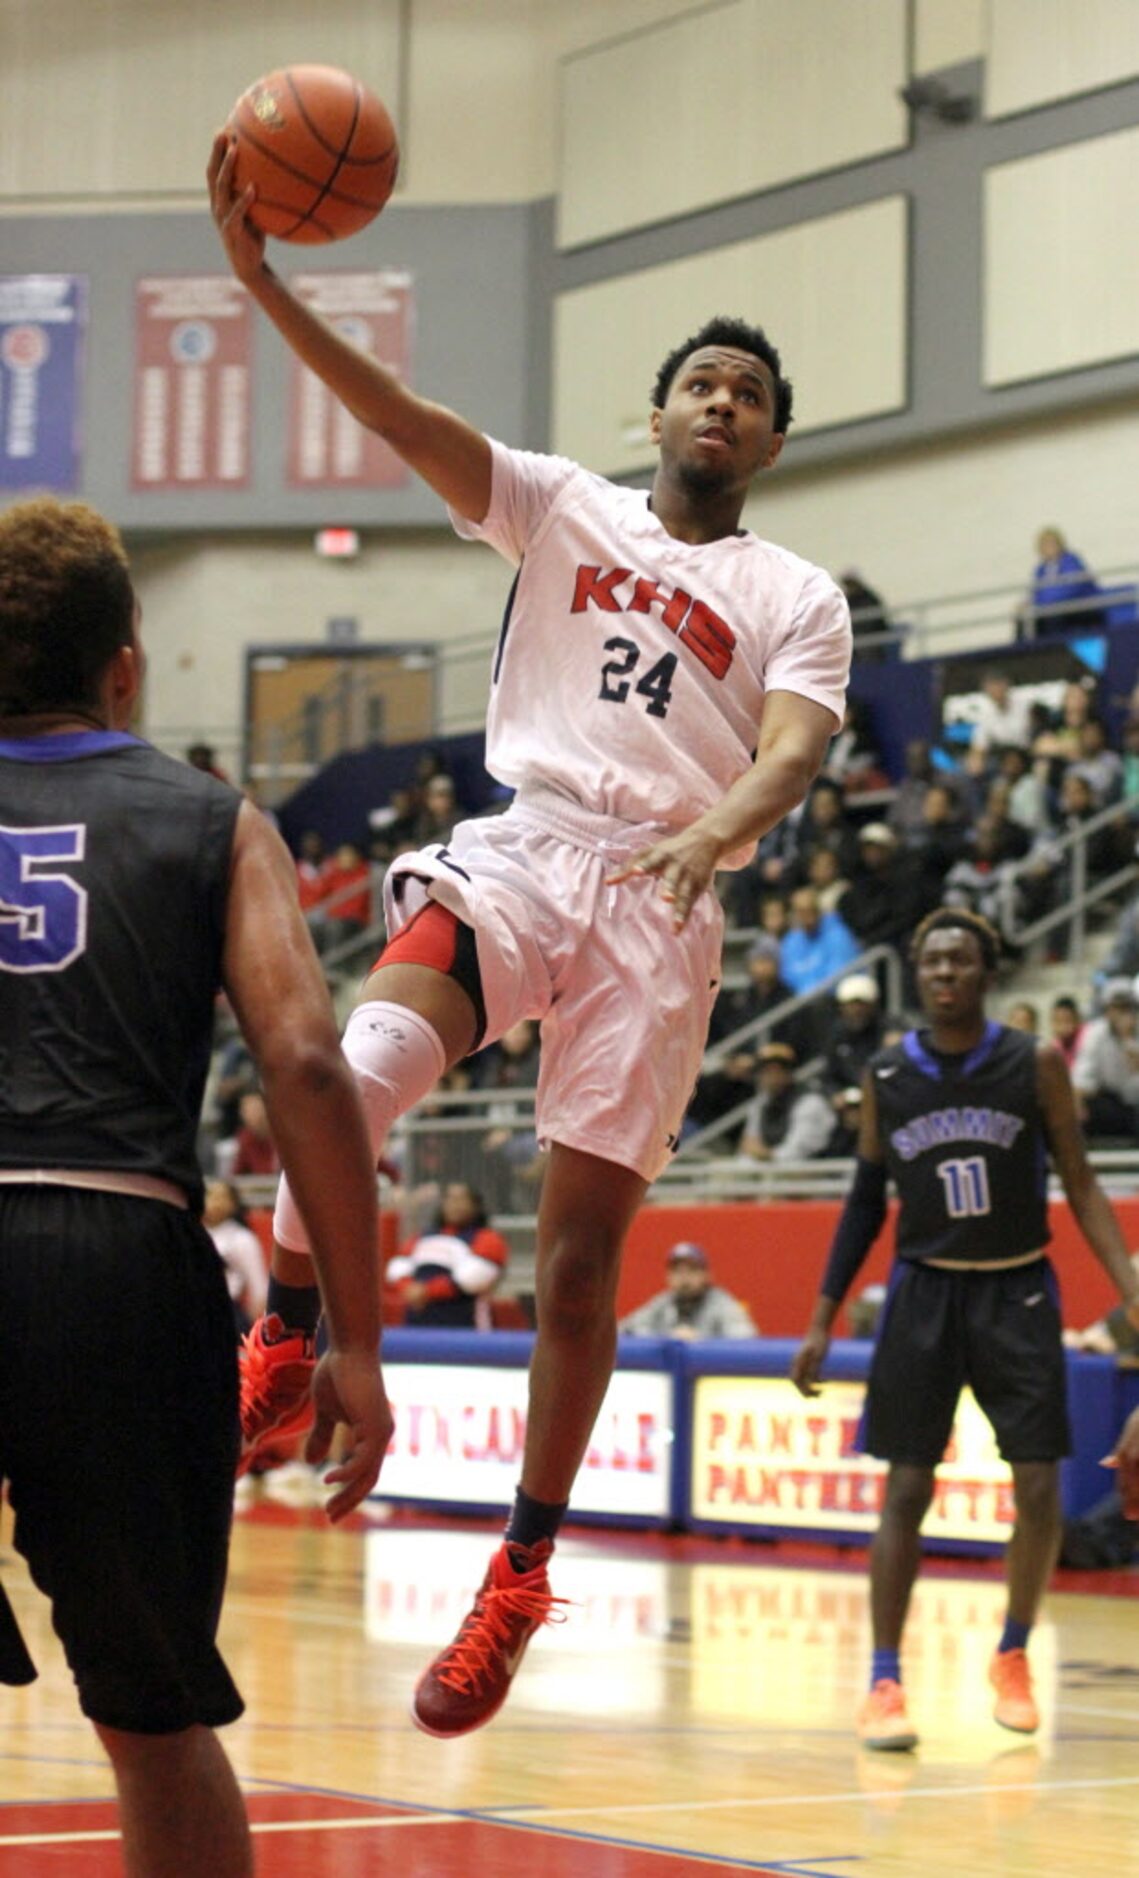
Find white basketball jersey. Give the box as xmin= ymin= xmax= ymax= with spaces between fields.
xmin=452 ymin=439 xmax=851 ymax=868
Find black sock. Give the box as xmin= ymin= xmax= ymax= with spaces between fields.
xmin=265 ymin=1277 xmax=322 ymax=1339
xmin=504 ymin=1486 xmax=568 ymax=1560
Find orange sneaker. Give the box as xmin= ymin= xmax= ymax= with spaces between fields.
xmin=857 ymin=1679 xmax=918 ymax=1751
xmin=238 ymin=1314 xmax=317 ymax=1478
xmin=989 ymin=1648 xmax=1039 ymax=1733
xmin=411 ymin=1540 xmax=566 ymax=1737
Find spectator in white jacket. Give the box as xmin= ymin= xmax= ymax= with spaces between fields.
xmin=1072 ymin=979 xmax=1139 ymax=1140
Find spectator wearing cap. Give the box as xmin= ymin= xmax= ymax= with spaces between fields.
xmin=1071 ymin=980 xmax=1139 ymax=1141
xmin=821 ymin=973 xmax=883 ymax=1101
xmin=821 ymin=1086 xmax=865 ymax=1159
xmin=780 ymin=885 xmax=860 ymax=1001
xmin=620 ymin=1242 xmax=757 ymax=1341
xmin=738 ymin=1043 xmax=835 ymax=1164
xmin=838 ymin=823 xmax=922 ymax=956
xmin=708 ymin=933 xmax=815 ymax=1063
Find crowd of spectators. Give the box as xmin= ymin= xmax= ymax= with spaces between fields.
xmin=193 ymin=529 xmax=1139 ymax=1250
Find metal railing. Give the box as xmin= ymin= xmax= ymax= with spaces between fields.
xmin=991 ymin=796 xmax=1139 ymax=960
xmin=700 ymin=942 xmax=904 ymax=1075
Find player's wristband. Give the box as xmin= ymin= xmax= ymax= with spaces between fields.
xmin=819 ymin=1157 xmax=888 ymax=1305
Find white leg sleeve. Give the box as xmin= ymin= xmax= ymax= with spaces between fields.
xmin=272 ymin=1001 xmax=447 ymax=1256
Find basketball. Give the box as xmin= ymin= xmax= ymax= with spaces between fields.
xmin=227 ymin=65 xmax=399 ymax=245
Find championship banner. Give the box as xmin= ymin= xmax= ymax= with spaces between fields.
xmin=691 ymin=1376 xmax=1015 ymax=1545
xmin=375 ymin=1360 xmax=673 ymax=1520
xmin=0 ymin=275 xmax=87 ymax=491
xmin=132 ymin=277 xmax=252 ymax=490
xmin=286 ymin=270 xmax=411 ymax=487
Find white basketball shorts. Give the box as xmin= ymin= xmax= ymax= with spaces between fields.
xmin=383 ymin=786 xmax=724 ymax=1183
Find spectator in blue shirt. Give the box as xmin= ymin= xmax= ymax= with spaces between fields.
xmin=780 ymin=884 xmax=860 ymax=997
xmin=1024 ymin=527 xmax=1103 ymax=637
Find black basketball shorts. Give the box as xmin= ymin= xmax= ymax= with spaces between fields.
xmin=0 ymin=1187 xmax=244 ymax=1733
xmin=861 ymin=1255 xmax=1071 ymax=1467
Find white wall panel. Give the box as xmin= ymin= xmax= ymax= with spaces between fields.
xmin=0 ymin=0 xmax=403 ymax=206
xmin=914 ymin=0 xmax=985 ymax=72
xmin=557 ymin=0 xmax=908 ymax=248
xmin=405 ymin=0 xmax=684 ymax=202
xmin=553 ymin=197 xmax=907 ymax=472
xmin=986 ymin=0 xmax=1139 ymax=119
xmin=983 ymin=128 xmax=1139 ymax=386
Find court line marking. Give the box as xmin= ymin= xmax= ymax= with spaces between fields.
xmin=484 ymin=1770 xmax=1139 ymax=1822
xmin=0 ymin=1816 xmax=458 ymax=1847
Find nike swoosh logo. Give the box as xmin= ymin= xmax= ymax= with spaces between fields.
xmin=503 ymin=1640 xmax=530 ymax=1678
xmin=876 ymin=1066 xmax=898 ymax=1079
xmin=1024 ymin=1293 xmax=1044 ymax=1307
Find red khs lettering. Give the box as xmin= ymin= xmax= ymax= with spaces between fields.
xmin=679 ymin=599 xmax=734 ymax=680
xmin=571 ymin=564 xmax=735 ymax=679
xmin=571 ymin=565 xmax=633 ymax=612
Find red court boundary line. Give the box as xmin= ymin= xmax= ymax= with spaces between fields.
xmin=0 ymin=1792 xmax=839 ymax=1876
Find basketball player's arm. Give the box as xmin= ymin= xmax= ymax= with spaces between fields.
xmin=607 ymin=690 xmax=837 ymax=931
xmin=790 ymin=1072 xmax=886 ymax=1397
xmin=222 ymin=802 xmax=393 ymax=1518
xmin=1038 ymin=1042 xmax=1139 ymax=1328
xmin=206 ymin=133 xmax=492 ymax=522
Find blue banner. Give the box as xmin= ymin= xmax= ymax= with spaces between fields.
xmin=0 ymin=275 xmax=87 ymax=492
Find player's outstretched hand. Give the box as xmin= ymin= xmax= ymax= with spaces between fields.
xmin=790 ymin=1328 xmax=830 ymax=1398
xmin=206 ymin=131 xmax=267 ymax=286
xmin=606 ymin=826 xmax=722 ymax=932
xmin=305 ymin=1349 xmax=394 ymax=1522
xmin=1106 ymin=1405 xmax=1139 ymax=1521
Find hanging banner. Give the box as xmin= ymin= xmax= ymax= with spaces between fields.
xmin=286 ymin=270 xmax=411 ymax=488
xmin=132 ymin=277 xmax=252 ymax=490
xmin=0 ymin=275 xmax=87 ymax=491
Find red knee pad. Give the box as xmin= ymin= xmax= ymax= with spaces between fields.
xmin=377 ymin=900 xmax=465 ymax=975
xmin=374 ymin=902 xmax=486 ymax=1042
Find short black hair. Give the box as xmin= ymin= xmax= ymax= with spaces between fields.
xmin=651 ymin=316 xmax=793 ymax=433
xmin=912 ymin=907 xmax=1001 ymax=972
xmin=0 ymin=497 xmax=135 ymax=715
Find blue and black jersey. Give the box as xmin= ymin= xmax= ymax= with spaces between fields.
xmin=872 ymin=1022 xmax=1049 ymax=1266
xmin=0 ymin=731 xmax=240 ymax=1211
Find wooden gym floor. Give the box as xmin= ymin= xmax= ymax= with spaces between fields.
xmin=0 ymin=1491 xmax=1136 ymax=1875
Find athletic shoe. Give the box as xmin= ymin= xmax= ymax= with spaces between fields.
xmin=411 ymin=1539 xmax=565 ymax=1737
xmin=989 ymin=1648 xmax=1039 ymax=1733
xmin=857 ymin=1679 xmax=918 ymax=1751
xmin=237 ymin=1314 xmax=317 ymax=1479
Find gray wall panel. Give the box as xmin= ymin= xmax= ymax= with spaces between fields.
xmin=0 ymin=201 xmax=543 ymax=529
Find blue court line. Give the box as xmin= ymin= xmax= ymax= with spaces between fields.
xmin=229 ymin=1774 xmax=862 ymax=1873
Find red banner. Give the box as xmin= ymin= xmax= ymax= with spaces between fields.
xmin=132 ymin=276 xmax=252 ymax=490
xmin=286 ymin=270 xmax=411 ymax=488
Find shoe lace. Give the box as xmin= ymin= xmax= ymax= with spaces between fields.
xmin=870 ymin=1679 xmax=906 ymax=1715
xmin=436 ymin=1578 xmax=569 ymax=1694
xmin=241 ymin=1336 xmax=312 ymax=1419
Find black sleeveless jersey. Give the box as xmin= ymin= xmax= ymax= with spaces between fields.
xmin=0 ymin=730 xmax=241 ymax=1211
xmin=871 ymin=1021 xmax=1049 ymax=1264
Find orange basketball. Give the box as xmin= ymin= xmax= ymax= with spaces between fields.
xmin=227 ymin=65 xmax=399 ymax=244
